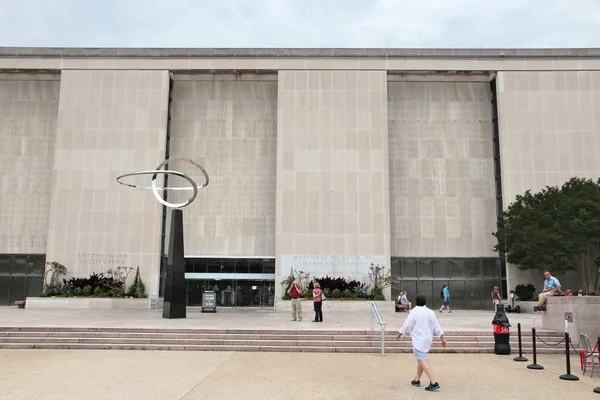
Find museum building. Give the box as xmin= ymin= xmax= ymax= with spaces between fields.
xmin=0 ymin=48 xmax=599 ymax=309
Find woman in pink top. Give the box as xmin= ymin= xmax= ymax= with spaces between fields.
xmin=312 ymin=282 xmax=324 ymax=322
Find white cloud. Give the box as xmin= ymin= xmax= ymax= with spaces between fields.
xmin=0 ymin=0 xmax=599 ymax=48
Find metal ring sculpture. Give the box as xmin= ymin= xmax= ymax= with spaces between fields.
xmin=116 ymin=158 xmax=209 ymax=209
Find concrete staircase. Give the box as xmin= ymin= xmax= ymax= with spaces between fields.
xmin=0 ymin=327 xmax=568 ymax=354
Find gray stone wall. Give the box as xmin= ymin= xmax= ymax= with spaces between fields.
xmin=169 ymin=75 xmax=277 ymax=256
xmin=275 ymin=70 xmax=391 ymax=293
xmin=46 ymin=70 xmax=169 ymax=296
xmin=497 ymin=71 xmax=600 ymax=289
xmin=0 ymin=73 xmax=60 ymax=253
xmin=388 ymin=78 xmax=497 ymax=257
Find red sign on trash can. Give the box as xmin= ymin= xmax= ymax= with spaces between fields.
xmin=494 ymin=325 xmax=510 ymax=334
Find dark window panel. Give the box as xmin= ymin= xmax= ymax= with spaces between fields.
xmin=221 ymin=259 xmax=235 ymax=274
xmin=206 ymin=259 xmax=221 ymax=273
xmin=448 ymin=280 xmax=466 ymax=310
xmin=391 ymin=258 xmax=402 ymax=277
xmin=417 ymin=259 xmax=433 ymax=279
xmin=432 ymin=259 xmax=448 ymax=279
xmin=194 ymin=259 xmax=207 ymax=273
xmin=262 ymin=259 xmax=275 ymax=274
xmin=482 ymin=258 xmax=500 ymax=279
xmin=466 ymin=259 xmax=482 ymax=279
xmin=8 ymin=277 xmax=27 ymax=304
xmin=0 ymin=255 xmax=11 ymax=274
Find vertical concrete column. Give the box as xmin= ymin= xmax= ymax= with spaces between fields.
xmin=275 ymin=70 xmax=391 ymax=298
xmin=46 ymin=70 xmax=169 ymax=296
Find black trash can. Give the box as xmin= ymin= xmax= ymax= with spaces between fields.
xmin=492 ymin=305 xmax=511 ymax=355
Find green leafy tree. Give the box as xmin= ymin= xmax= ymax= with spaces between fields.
xmin=493 ymin=177 xmax=600 ymax=294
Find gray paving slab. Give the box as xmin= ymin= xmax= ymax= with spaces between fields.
xmin=0 ymin=349 xmax=598 ymax=400
xmin=0 ymin=306 xmax=553 ymax=333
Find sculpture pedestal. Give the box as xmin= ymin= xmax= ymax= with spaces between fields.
xmin=162 ymin=209 xmax=186 ymax=319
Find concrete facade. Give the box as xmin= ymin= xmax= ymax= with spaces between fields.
xmin=388 ymin=76 xmax=496 ymax=258
xmin=45 ymin=70 xmax=169 ymax=294
xmin=275 ymin=70 xmax=390 ymax=294
xmin=169 ymin=74 xmax=277 ymax=257
xmin=497 ymin=70 xmax=600 ymax=288
xmin=0 ymin=74 xmax=59 ymax=254
xmin=1 ymin=48 xmax=600 ymax=302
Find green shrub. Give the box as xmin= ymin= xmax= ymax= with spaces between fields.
xmin=514 ymin=283 xmax=536 ymax=301
xmin=126 ymin=266 xmax=147 ymax=298
xmin=331 ymin=288 xmax=341 ymax=299
xmin=323 ymin=288 xmax=331 ymax=298
xmin=372 ymin=288 xmax=385 ymax=301
xmin=93 ymin=287 xmax=106 ymax=297
xmin=342 ymin=289 xmax=355 ymax=298
xmin=82 ymin=285 xmax=92 ymax=296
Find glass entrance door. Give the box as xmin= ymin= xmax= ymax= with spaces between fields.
xmin=185 ymin=279 xmax=275 ymax=308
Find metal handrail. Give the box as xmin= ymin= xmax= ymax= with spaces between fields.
xmin=369 ymin=301 xmax=387 ymax=356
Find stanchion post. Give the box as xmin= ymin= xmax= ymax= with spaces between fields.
xmin=559 ymin=331 xmax=578 ymax=381
xmin=514 ymin=322 xmax=528 ymax=362
xmin=594 ymin=338 xmax=600 ymax=394
xmin=527 ymin=327 xmax=544 ymax=370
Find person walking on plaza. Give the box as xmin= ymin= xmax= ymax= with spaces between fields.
xmin=439 ymin=284 xmax=451 ymax=313
xmin=287 ymin=280 xmax=302 ymax=321
xmin=534 ymin=271 xmax=561 ymax=311
xmin=396 ymin=294 xmax=447 ymax=392
xmin=312 ymin=282 xmax=324 ymax=322
xmin=491 ymin=286 xmax=502 ymax=310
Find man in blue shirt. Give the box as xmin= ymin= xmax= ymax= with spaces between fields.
xmin=534 ymin=271 xmax=561 ymax=311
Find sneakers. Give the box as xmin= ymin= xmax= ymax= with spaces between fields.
xmin=425 ymin=382 xmax=440 ymax=391
xmin=411 ymin=379 xmax=420 ymax=387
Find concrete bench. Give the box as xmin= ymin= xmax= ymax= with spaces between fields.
xmin=14 ymin=300 xmax=26 ymax=309
xmin=395 ymin=302 xmax=409 ymax=312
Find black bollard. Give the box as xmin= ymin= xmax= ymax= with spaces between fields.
xmin=527 ymin=327 xmax=544 ymax=370
xmin=514 ymin=323 xmax=528 ymax=362
xmin=559 ymin=332 xmax=578 ymax=380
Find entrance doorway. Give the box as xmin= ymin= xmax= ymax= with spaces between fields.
xmin=185 ymin=279 xmax=275 ymax=308
xmin=183 ymin=257 xmax=275 ymax=308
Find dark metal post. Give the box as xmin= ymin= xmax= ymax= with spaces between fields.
xmin=514 ymin=323 xmax=528 ymax=362
xmin=594 ymin=338 xmax=600 ymax=394
xmin=162 ymin=209 xmax=186 ymax=319
xmin=527 ymin=327 xmax=543 ymax=370
xmin=559 ymin=332 xmax=578 ymax=380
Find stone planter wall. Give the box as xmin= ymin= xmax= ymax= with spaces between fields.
xmin=25 ymin=297 xmax=151 ymax=310
xmin=542 ymin=296 xmax=600 ymax=344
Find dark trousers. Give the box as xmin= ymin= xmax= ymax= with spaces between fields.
xmin=314 ymin=301 xmax=323 ymax=322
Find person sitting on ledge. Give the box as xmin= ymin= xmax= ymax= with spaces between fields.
xmin=534 ymin=271 xmax=561 ymax=312
xmin=564 ymin=288 xmax=573 ymax=296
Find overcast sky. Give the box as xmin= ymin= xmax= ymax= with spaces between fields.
xmin=1 ymin=0 xmax=599 ymax=48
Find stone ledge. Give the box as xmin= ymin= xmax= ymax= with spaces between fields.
xmin=541 ymin=296 xmax=600 ymax=344
xmin=25 ymin=297 xmax=151 ymax=310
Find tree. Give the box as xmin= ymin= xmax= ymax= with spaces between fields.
xmin=367 ymin=263 xmax=397 ymax=300
xmin=127 ymin=266 xmax=146 ymax=298
xmin=493 ymin=177 xmax=600 ymax=294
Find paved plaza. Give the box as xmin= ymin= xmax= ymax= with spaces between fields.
xmin=0 ymin=349 xmax=598 ymax=400
xmin=1 ymin=306 xmax=598 ymax=399
xmin=0 ymin=304 xmax=548 ymax=332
